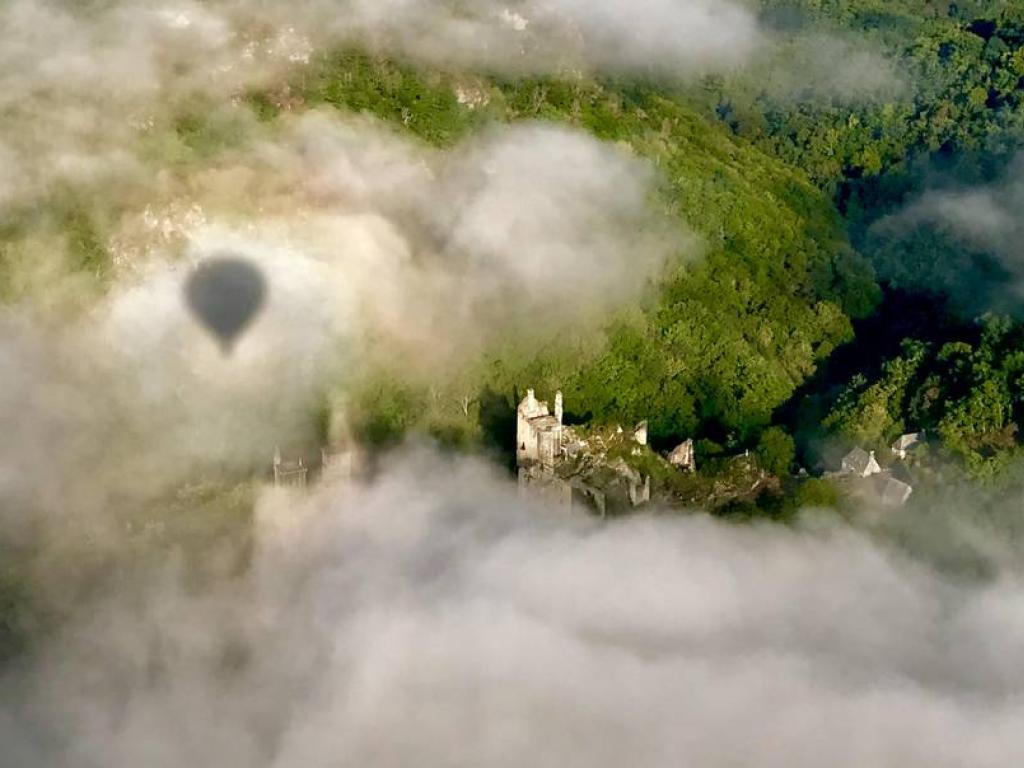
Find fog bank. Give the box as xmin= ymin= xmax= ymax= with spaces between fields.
xmin=2 ymin=449 xmax=1023 ymax=767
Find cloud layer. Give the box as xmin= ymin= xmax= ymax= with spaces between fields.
xmin=0 ymin=110 xmax=679 ymax=542
xmin=0 ymin=0 xmax=763 ymax=210
xmin=0 ymin=6 xmax=996 ymax=767
xmin=3 ymin=449 xmax=1024 ymax=767
xmin=870 ymin=153 xmax=1024 ymax=314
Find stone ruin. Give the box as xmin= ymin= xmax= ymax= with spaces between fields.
xmin=272 ymin=446 xmax=308 ymax=488
xmin=517 ymin=388 xmax=564 ymax=470
xmin=667 ymin=438 xmax=696 ymax=472
xmin=271 ymin=396 xmax=363 ymax=489
xmin=516 ymin=388 xmax=651 ymax=515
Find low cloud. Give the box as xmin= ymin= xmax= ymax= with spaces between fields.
xmin=0 ymin=111 xmax=680 ymax=541
xmin=754 ymin=32 xmax=907 ymax=105
xmin=0 ymin=0 xmax=912 ymax=221
xmin=888 ymin=177 xmax=1024 ymax=256
xmin=870 ymin=154 xmax=1024 ymax=314
xmin=299 ymin=0 xmax=764 ymax=76
xmin=0 ymin=0 xmax=763 ymax=214
xmin=114 ymin=112 xmax=682 ymax=356
xmin=2 ymin=448 xmax=1024 ymax=767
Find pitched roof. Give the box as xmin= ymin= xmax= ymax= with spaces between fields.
xmin=892 ymin=432 xmax=923 ymax=450
xmin=842 ymin=446 xmax=872 ymax=473
xmin=667 ymin=439 xmax=695 ymax=467
xmin=876 ymin=475 xmax=913 ymax=506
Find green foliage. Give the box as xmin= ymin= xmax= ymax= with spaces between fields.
xmin=795 ymin=477 xmax=840 ymax=509
xmin=823 ymin=339 xmax=927 ymax=447
xmin=0 ymin=189 xmax=115 ymax=301
xmin=59 ymin=204 xmax=109 ymax=279
xmin=274 ymin=49 xmax=873 ymax=447
xmin=488 ymin=78 xmax=868 ymax=443
xmin=298 ymin=50 xmax=494 ymax=146
xmin=171 ymin=103 xmax=252 ymax=159
xmin=349 ymin=377 xmax=430 ymax=448
xmin=149 ymin=482 xmax=255 ymax=570
xmin=0 ymin=562 xmax=32 ymax=660
xmin=928 ymin=320 xmax=1023 ymax=475
xmin=699 ymin=1 xmax=1024 ymax=208
xmin=757 ymin=427 xmax=797 ymax=477
xmin=822 ymin=315 xmax=1024 ymax=478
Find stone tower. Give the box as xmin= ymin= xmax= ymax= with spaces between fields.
xmin=273 ymin=445 xmax=308 ymax=488
xmin=516 ymin=389 xmax=563 ymax=468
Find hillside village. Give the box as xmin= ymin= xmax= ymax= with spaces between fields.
xmin=513 ymin=389 xmax=923 ymax=516
xmin=270 ymin=388 xmax=925 ymax=517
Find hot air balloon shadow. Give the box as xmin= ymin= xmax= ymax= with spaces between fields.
xmin=184 ymin=255 xmax=267 ymax=355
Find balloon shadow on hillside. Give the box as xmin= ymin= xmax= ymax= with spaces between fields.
xmin=185 ymin=254 xmax=267 ymax=355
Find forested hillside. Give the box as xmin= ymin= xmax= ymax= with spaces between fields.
xmin=245 ymin=0 xmax=1024 ymax=489
xmin=247 ymin=51 xmax=874 ymax=460
xmin=6 ymin=0 xmax=1024 ymax=500
xmin=694 ymin=0 xmax=1024 ymax=480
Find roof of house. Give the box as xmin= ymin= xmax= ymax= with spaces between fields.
xmin=876 ymin=475 xmax=913 ymax=506
xmin=842 ymin=446 xmax=874 ymax=473
xmin=890 ymin=461 xmax=915 ymax=485
xmin=892 ymin=432 xmax=923 ymax=450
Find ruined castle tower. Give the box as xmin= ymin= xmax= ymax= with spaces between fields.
xmin=516 ymin=389 xmax=564 ymax=468
xmin=273 ymin=446 xmax=308 ymax=487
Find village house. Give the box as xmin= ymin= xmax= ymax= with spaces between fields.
xmin=875 ymin=474 xmax=914 ymax=506
xmin=840 ymin=447 xmax=882 ymax=478
xmin=891 ymin=432 xmax=925 ymax=460
xmin=271 ymin=398 xmax=364 ymax=490
xmin=830 ymin=442 xmax=917 ymax=508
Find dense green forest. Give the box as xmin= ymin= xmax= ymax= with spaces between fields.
xmin=249 ymin=0 xmax=1024 ymax=493
xmin=711 ymin=0 xmax=1024 ymax=479
xmin=281 ymin=52 xmax=875 ymax=457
